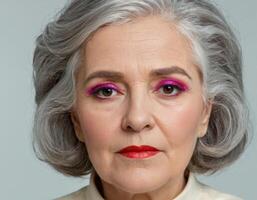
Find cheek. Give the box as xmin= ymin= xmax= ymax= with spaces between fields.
xmin=159 ymin=98 xmax=203 ymax=150
xmin=155 ymin=100 xmax=202 ymax=170
xmin=77 ymin=105 xmax=117 ymax=152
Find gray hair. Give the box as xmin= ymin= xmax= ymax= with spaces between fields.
xmin=32 ymin=0 xmax=250 ymax=176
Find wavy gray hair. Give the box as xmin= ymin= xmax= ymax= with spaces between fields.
xmin=32 ymin=0 xmax=249 ymax=176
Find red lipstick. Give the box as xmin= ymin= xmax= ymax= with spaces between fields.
xmin=117 ymin=145 xmax=160 ymax=159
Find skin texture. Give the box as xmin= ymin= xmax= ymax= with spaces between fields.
xmin=72 ymin=15 xmax=212 ymax=200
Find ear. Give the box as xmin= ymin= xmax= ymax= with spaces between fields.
xmin=70 ymin=111 xmax=85 ymax=143
xmin=197 ymin=100 xmax=213 ymax=138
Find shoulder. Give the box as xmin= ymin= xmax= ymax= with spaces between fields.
xmin=54 ymin=185 xmax=89 ymax=200
xmin=182 ymin=172 xmax=243 ymax=200
xmin=196 ymin=180 xmax=243 ymax=200
xmin=54 ymin=171 xmax=104 ymax=200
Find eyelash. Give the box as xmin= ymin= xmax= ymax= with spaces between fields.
xmin=88 ymin=81 xmax=188 ymax=100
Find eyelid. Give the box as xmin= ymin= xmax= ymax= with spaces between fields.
xmin=154 ymin=78 xmax=189 ymax=91
xmin=86 ymin=78 xmax=189 ymax=98
xmin=86 ymin=83 xmax=121 ymax=96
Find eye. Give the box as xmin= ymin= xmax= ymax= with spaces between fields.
xmin=158 ymin=84 xmax=183 ymax=96
xmin=155 ymin=79 xmax=188 ymax=97
xmin=91 ymin=86 xmax=119 ymax=99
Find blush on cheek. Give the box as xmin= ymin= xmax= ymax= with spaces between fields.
xmin=164 ymin=101 xmax=202 ymax=145
xmin=78 ymin=110 xmax=114 ymax=146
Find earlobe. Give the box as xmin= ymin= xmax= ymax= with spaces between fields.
xmin=197 ymin=100 xmax=213 ymax=138
xmin=70 ymin=112 xmax=85 ymax=142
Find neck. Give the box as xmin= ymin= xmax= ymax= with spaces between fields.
xmin=94 ymin=172 xmax=189 ymax=200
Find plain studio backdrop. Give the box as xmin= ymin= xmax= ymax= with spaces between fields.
xmin=0 ymin=1 xmax=256 ymax=199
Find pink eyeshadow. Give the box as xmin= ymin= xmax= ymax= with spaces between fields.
xmin=86 ymin=83 xmax=118 ymax=95
xmin=155 ymin=79 xmax=189 ymax=91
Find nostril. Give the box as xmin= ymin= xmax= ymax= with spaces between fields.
xmin=125 ymin=124 xmax=152 ymax=133
xmin=146 ymin=124 xmax=151 ymax=128
xmin=126 ymin=126 xmax=134 ymax=132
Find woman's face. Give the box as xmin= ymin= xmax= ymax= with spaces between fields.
xmin=72 ymin=16 xmax=212 ymax=194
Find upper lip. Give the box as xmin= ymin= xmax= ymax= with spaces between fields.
xmin=118 ymin=145 xmax=160 ymax=153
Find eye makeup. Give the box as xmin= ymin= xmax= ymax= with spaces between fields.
xmin=154 ymin=78 xmax=189 ymax=92
xmin=153 ymin=78 xmax=190 ymax=97
xmin=86 ymin=83 xmax=120 ymax=96
xmin=85 ymin=78 xmax=190 ymax=99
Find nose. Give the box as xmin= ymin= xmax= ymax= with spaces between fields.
xmin=121 ymin=91 xmax=155 ymax=133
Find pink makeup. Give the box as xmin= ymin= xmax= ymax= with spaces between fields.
xmin=86 ymin=78 xmax=189 ymax=98
xmin=154 ymin=78 xmax=189 ymax=96
xmin=155 ymin=79 xmax=188 ymax=91
xmin=86 ymin=83 xmax=120 ymax=96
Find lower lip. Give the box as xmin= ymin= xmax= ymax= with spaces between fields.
xmin=119 ymin=151 xmax=159 ymax=159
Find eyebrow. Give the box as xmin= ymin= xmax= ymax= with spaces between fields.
xmin=83 ymin=66 xmax=192 ymax=86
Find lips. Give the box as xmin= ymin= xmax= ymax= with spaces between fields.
xmin=118 ymin=145 xmax=160 ymax=153
xmin=117 ymin=145 xmax=160 ymax=159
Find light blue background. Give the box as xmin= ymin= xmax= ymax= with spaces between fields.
xmin=0 ymin=1 xmax=256 ymax=199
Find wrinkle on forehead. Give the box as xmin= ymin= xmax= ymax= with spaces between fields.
xmin=83 ymin=15 xmax=202 ymax=84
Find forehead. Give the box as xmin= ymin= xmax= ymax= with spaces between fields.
xmin=83 ymin=15 xmax=198 ymax=80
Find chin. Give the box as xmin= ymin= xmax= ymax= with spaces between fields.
xmin=111 ymin=170 xmax=168 ymax=194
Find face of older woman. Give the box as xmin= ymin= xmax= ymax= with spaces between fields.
xmin=72 ymin=16 xmax=212 ymax=198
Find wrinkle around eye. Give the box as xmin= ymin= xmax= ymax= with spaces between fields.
xmin=157 ymin=85 xmax=183 ymax=97
xmin=92 ymin=87 xmax=120 ymax=99
xmin=84 ymin=76 xmax=192 ymax=100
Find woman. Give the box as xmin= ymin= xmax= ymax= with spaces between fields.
xmin=32 ymin=0 xmax=249 ymax=199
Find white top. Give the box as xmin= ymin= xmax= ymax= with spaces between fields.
xmin=55 ymin=171 xmax=242 ymax=200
